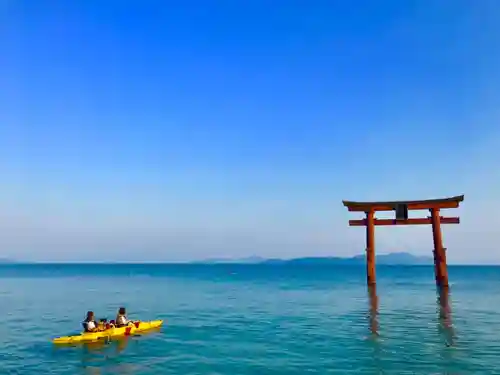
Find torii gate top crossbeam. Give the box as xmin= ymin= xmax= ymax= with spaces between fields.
xmin=342 ymin=195 xmax=464 ymax=212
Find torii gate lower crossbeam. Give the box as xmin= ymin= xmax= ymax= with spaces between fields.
xmin=342 ymin=195 xmax=464 ymax=288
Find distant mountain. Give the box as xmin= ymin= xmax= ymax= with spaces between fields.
xmin=0 ymin=258 xmax=17 ymax=264
xmin=194 ymin=252 xmax=432 ymax=265
xmin=191 ymin=256 xmax=266 ymax=264
xmin=375 ymin=252 xmax=433 ymax=265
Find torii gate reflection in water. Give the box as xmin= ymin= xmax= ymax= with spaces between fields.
xmin=342 ymin=195 xmax=464 ymax=288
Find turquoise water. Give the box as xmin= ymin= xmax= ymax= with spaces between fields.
xmin=1 ymin=264 xmax=499 ymax=374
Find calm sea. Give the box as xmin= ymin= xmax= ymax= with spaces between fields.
xmin=0 ymin=263 xmax=499 ymax=374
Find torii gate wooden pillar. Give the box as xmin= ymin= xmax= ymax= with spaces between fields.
xmin=342 ymin=195 xmax=464 ymax=288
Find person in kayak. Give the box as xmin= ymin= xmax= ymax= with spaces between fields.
xmin=97 ymin=318 xmax=108 ymax=331
xmin=115 ymin=307 xmax=130 ymax=327
xmin=82 ymin=311 xmax=98 ymax=332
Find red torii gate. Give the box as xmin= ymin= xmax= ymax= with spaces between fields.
xmin=342 ymin=195 xmax=464 ymax=288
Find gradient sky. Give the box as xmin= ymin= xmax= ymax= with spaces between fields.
xmin=0 ymin=0 xmax=499 ymax=263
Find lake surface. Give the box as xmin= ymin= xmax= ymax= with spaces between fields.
xmin=0 ymin=263 xmax=499 ymax=374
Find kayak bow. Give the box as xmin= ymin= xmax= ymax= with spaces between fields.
xmin=52 ymin=320 xmax=163 ymax=344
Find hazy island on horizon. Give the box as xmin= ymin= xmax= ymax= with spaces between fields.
xmin=192 ymin=252 xmax=433 ymax=265
xmin=0 ymin=252 xmax=434 ymax=265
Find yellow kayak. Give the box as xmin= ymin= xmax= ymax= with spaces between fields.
xmin=52 ymin=320 xmax=163 ymax=344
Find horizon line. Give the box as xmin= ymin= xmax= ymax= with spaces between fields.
xmin=1 ymin=261 xmax=498 ymax=266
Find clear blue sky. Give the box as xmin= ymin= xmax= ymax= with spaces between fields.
xmin=0 ymin=0 xmax=499 ymax=262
